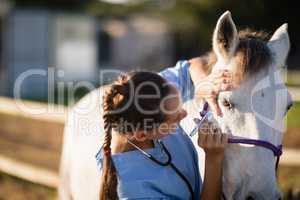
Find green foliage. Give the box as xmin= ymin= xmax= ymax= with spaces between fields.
xmin=287 ymin=101 xmax=300 ymax=128
xmin=86 ymin=0 xmax=299 ymax=61
xmin=12 ymin=0 xmax=300 ymax=65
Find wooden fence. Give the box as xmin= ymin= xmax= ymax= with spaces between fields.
xmin=0 ymin=96 xmax=299 ymax=189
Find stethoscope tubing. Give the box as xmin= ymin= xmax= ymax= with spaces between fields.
xmin=127 ymin=139 xmax=195 ymax=200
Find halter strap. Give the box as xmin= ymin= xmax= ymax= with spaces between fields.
xmin=200 ymin=102 xmax=283 ymax=163
xmin=228 ymin=137 xmax=283 ymax=157
xmin=200 ymin=101 xmax=284 ymax=200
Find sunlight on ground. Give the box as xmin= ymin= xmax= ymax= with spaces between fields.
xmin=0 ymin=172 xmax=56 ymax=200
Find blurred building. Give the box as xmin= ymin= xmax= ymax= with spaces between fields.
xmin=0 ymin=7 xmax=173 ymax=100
xmin=0 ymin=0 xmax=11 ymax=96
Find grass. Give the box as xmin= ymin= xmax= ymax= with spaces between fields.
xmin=287 ymin=101 xmax=300 ymax=128
xmin=282 ymin=100 xmax=300 ymax=198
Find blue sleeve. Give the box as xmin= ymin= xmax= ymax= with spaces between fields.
xmin=159 ymin=60 xmax=194 ymax=103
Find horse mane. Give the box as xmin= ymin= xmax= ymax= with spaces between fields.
xmin=202 ymin=29 xmax=272 ymax=79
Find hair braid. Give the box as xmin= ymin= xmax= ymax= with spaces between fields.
xmin=99 ymin=86 xmax=119 ymax=200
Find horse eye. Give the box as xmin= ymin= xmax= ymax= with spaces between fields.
xmin=222 ymin=99 xmax=233 ymax=109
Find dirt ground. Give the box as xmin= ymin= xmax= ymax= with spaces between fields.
xmin=0 ymin=172 xmax=56 ymax=200
xmin=284 ymin=127 xmax=300 ymax=149
xmin=0 ymin=125 xmax=298 ymax=200
xmin=0 ymin=166 xmax=299 ymax=200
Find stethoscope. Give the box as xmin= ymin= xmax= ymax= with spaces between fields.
xmin=127 ymin=138 xmax=195 ymax=200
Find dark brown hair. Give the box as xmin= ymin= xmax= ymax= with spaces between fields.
xmin=99 ymin=71 xmax=170 ymax=200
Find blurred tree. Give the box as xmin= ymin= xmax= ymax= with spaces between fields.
xmin=86 ymin=0 xmax=299 ymax=67
xmin=12 ymin=0 xmax=300 ymax=68
xmin=161 ymin=0 xmax=299 ymax=67
xmin=12 ymin=0 xmax=90 ymax=10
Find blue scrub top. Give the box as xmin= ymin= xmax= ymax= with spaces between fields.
xmin=96 ymin=61 xmax=202 ymax=200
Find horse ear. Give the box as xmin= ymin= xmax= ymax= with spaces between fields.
xmin=268 ymin=23 xmax=290 ymax=67
xmin=213 ymin=11 xmax=239 ymax=63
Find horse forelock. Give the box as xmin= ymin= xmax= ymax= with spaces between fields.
xmin=204 ymin=29 xmax=272 ymax=80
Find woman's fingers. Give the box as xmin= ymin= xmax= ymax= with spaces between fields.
xmin=213 ymin=77 xmax=234 ymax=91
xmin=198 ymin=121 xmax=228 ymax=150
xmin=206 ymin=130 xmax=214 ymax=146
xmin=198 ymin=134 xmax=228 ymax=151
xmin=212 ymin=69 xmax=232 ymax=79
xmin=213 ymin=77 xmax=231 ymax=85
xmin=207 ymin=98 xmax=222 ymax=117
xmin=198 ymin=130 xmax=207 ymax=146
xmin=212 ymin=133 xmax=220 ymax=147
xmin=221 ymin=133 xmax=229 ymax=147
xmin=194 ymin=69 xmax=236 ymax=116
xmin=195 ymin=72 xmax=233 ymax=97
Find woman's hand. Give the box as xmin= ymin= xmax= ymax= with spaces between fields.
xmin=194 ymin=69 xmax=233 ymax=116
xmin=197 ymin=120 xmax=228 ymax=161
xmin=198 ymin=120 xmax=228 ymax=200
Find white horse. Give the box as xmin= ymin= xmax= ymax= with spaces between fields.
xmin=59 ymin=11 xmax=292 ymax=200
xmin=182 ymin=12 xmax=292 ymax=199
